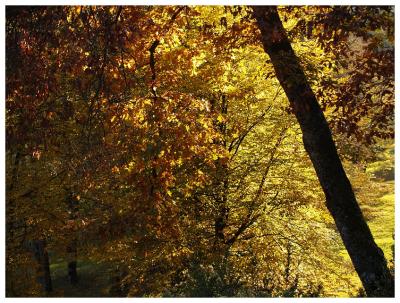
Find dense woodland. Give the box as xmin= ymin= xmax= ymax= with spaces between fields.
xmin=6 ymin=6 xmax=394 ymax=297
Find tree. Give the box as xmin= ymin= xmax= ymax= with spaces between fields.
xmin=6 ymin=5 xmax=394 ymax=298
xmin=251 ymin=6 xmax=393 ymax=297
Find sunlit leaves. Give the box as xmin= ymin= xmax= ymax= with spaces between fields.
xmin=6 ymin=5 xmax=393 ymax=297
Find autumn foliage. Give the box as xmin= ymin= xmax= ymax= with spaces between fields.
xmin=6 ymin=6 xmax=394 ymax=297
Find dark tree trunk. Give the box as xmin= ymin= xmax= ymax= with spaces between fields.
xmin=251 ymin=6 xmax=394 ymax=297
xmin=32 ymin=239 xmax=53 ymax=293
xmin=67 ymin=245 xmax=78 ymax=285
xmin=66 ymin=192 xmax=79 ymax=285
xmin=213 ymin=94 xmax=230 ymax=245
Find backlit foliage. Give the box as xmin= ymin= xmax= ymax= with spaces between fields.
xmin=6 ymin=5 xmax=393 ymax=297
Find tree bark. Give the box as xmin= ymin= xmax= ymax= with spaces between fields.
xmin=212 ymin=94 xmax=229 ymax=245
xmin=251 ymin=6 xmax=394 ymax=297
xmin=67 ymin=244 xmax=78 ymax=285
xmin=32 ymin=239 xmax=53 ymax=293
xmin=66 ymin=192 xmax=79 ymax=285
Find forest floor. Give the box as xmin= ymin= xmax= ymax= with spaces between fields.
xmin=49 ymin=259 xmax=113 ymax=297
xmin=365 ymin=144 xmax=395 ymax=261
xmin=367 ymin=184 xmax=395 ymax=261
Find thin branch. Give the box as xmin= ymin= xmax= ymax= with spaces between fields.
xmin=147 ymin=6 xmax=185 ymax=99
xmin=12 ymin=169 xmax=67 ymax=200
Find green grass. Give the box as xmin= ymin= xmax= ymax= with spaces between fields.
xmin=367 ymin=190 xmax=395 ymax=261
xmin=365 ymin=145 xmax=394 ymax=262
xmin=49 ymin=259 xmax=115 ymax=297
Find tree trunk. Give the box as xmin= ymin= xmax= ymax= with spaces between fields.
xmin=32 ymin=239 xmax=53 ymax=293
xmin=67 ymin=243 xmax=78 ymax=285
xmin=251 ymin=6 xmax=394 ymax=297
xmin=66 ymin=192 xmax=79 ymax=285
xmin=213 ymin=94 xmax=230 ymax=246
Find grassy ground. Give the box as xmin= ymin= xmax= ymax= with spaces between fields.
xmin=367 ymin=186 xmax=395 ymax=262
xmin=49 ymin=259 xmax=114 ymax=297
xmin=365 ymin=143 xmax=395 ymax=261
